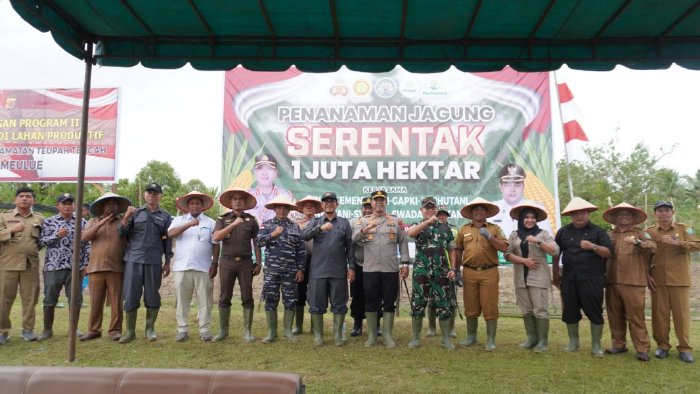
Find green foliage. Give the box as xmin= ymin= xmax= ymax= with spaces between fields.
xmin=558 ymin=142 xmax=699 ymax=229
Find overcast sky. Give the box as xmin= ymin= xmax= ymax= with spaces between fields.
xmin=2 ymin=0 xmax=699 ymax=190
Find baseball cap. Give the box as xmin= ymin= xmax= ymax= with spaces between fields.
xmin=421 ymin=196 xmax=437 ymax=207
xmin=321 ymin=192 xmax=338 ymax=201
xmin=56 ymin=193 xmax=75 ymax=203
xmin=436 ymin=205 xmax=450 ymax=216
xmin=653 ymin=201 xmax=674 ymax=210
xmin=361 ymin=197 xmax=372 ymax=206
xmin=145 ymin=183 xmax=163 ymax=193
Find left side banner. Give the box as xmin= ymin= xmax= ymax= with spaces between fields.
xmin=0 ymin=88 xmax=118 ymax=182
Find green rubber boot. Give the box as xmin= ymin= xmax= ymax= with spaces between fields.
xmin=426 ymin=305 xmax=437 ymax=337
xmin=212 ymin=307 xmax=230 ymax=342
xmin=408 ymin=317 xmax=422 ymax=348
xmin=145 ymin=308 xmax=159 ymax=341
xmin=382 ymin=312 xmax=396 ymax=348
xmin=591 ymin=324 xmax=604 ymax=357
xmin=283 ymin=309 xmax=297 ymax=342
xmin=439 ymin=318 xmax=455 ymax=350
xmin=449 ymin=307 xmax=457 ymax=338
xmin=292 ymin=305 xmax=304 ymax=335
xmin=333 ymin=314 xmax=345 ymax=346
xmin=564 ymin=323 xmax=580 ymax=352
xmin=262 ymin=309 xmax=278 ymax=343
xmin=460 ymin=317 xmax=478 ymax=347
xmin=311 ymin=313 xmax=324 ymax=346
xmin=118 ymin=310 xmax=137 ymax=344
xmin=243 ymin=308 xmax=255 ymax=342
xmin=364 ymin=312 xmax=378 ymax=347
xmin=485 ymin=319 xmax=497 ymax=351
xmin=38 ymin=307 xmax=54 ymax=341
xmin=533 ymin=318 xmax=549 ymax=353
xmin=520 ymin=314 xmax=538 ymax=349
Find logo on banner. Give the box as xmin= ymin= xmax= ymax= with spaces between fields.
xmin=374 ymin=78 xmax=397 ymax=99
xmin=330 ymin=82 xmax=349 ymax=96
xmin=353 ymin=80 xmax=372 ymax=97
xmin=5 ymin=97 xmax=16 ymax=110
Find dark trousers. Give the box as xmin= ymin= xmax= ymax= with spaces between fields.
xmin=43 ymin=268 xmax=82 ymax=307
xmin=308 ymin=277 xmax=348 ymax=314
xmin=123 ymin=262 xmax=162 ymax=312
xmin=218 ymin=258 xmax=253 ymax=309
xmin=295 ymin=255 xmax=311 ymax=307
xmin=350 ymin=264 xmax=365 ymax=320
xmin=561 ymin=276 xmax=604 ymax=325
xmin=364 ymin=271 xmax=398 ymax=313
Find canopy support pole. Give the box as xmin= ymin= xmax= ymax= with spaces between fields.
xmin=68 ymin=42 xmax=94 ymax=362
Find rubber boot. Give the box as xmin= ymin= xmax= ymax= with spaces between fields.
xmin=283 ymin=309 xmax=297 ymax=342
xmin=243 ymin=308 xmax=255 ymax=342
xmin=520 ymin=314 xmax=538 ymax=349
xmin=333 ymin=314 xmax=345 ymax=346
xmin=460 ymin=317 xmax=478 ymax=347
xmin=212 ymin=307 xmax=230 ymax=342
xmin=262 ymin=309 xmax=278 ymax=343
xmin=119 ymin=310 xmax=137 ymax=344
xmin=145 ymin=308 xmax=159 ymax=341
xmin=448 ymin=307 xmax=457 ymax=338
xmin=382 ymin=312 xmax=396 ymax=348
xmin=590 ymin=324 xmax=604 ymax=357
xmin=38 ymin=307 xmax=55 ymax=341
xmin=485 ymin=319 xmax=497 ymax=351
xmin=439 ymin=319 xmax=455 ymax=350
xmin=364 ymin=312 xmax=378 ymax=347
xmin=292 ymin=305 xmax=304 ymax=335
xmin=311 ymin=313 xmax=324 ymax=346
xmin=426 ymin=305 xmax=437 ymax=337
xmin=564 ymin=323 xmax=579 ymax=352
xmin=408 ymin=317 xmax=423 ymax=348
xmin=533 ymin=318 xmax=549 ymax=353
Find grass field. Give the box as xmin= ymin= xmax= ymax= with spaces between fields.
xmin=1 ymin=300 xmax=698 ymax=393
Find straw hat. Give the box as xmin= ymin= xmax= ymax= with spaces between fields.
xmin=219 ymin=187 xmax=257 ymax=210
xmin=264 ymin=195 xmax=297 ymax=210
xmin=295 ymin=195 xmax=323 ymax=213
xmin=460 ymin=197 xmax=499 ymax=219
xmin=509 ymin=204 xmax=548 ymax=222
xmin=561 ymin=197 xmax=598 ymax=216
xmin=603 ymin=202 xmax=647 ymax=225
xmin=176 ymin=191 xmax=214 ymax=213
xmin=90 ymin=192 xmax=131 ymax=217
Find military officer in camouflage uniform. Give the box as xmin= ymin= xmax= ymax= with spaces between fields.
xmin=353 ymin=190 xmax=410 ymax=348
xmin=257 ymin=195 xmax=306 ymax=343
xmin=406 ymin=197 xmax=456 ymax=349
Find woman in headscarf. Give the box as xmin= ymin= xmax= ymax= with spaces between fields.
xmin=504 ymin=204 xmax=559 ymax=353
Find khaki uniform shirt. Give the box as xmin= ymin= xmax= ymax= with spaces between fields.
xmin=507 ymin=230 xmax=558 ymax=289
xmin=215 ymin=211 xmax=259 ymax=258
xmin=352 ymin=214 xmax=409 ymax=272
xmin=85 ymin=216 xmax=127 ymax=273
xmin=455 ymin=221 xmax=507 ymax=266
xmin=606 ymin=227 xmax=655 ymax=286
xmin=0 ymin=208 xmax=44 ymax=270
xmin=646 ymin=222 xmax=700 ymax=286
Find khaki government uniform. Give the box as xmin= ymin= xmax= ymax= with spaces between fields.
xmin=455 ymin=222 xmax=507 ymax=320
xmin=0 ymin=209 xmax=44 ymax=335
xmin=605 ymin=227 xmax=655 ymax=352
xmin=646 ymin=222 xmax=700 ymax=352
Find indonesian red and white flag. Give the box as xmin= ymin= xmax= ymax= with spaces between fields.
xmin=557 ymin=82 xmax=588 ymax=143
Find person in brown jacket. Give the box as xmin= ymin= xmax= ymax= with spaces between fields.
xmin=79 ymin=192 xmax=130 ymax=341
xmin=646 ymin=201 xmax=700 ymax=363
xmin=602 ymin=203 xmax=656 ymax=361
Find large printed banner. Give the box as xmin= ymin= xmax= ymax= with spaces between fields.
xmin=0 ymin=88 xmax=119 ymax=182
xmin=223 ymin=67 xmax=557 ymax=234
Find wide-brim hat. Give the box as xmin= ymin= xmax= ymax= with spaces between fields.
xmin=176 ymin=191 xmax=214 ymax=213
xmin=219 ymin=187 xmax=257 ymax=210
xmin=509 ymin=204 xmax=548 ymax=222
xmin=603 ymin=202 xmax=647 ymax=225
xmin=264 ymin=195 xmax=297 ymax=210
xmin=296 ymin=195 xmax=323 ymax=213
xmin=561 ymin=197 xmax=598 ymax=216
xmin=460 ymin=197 xmax=499 ymax=219
xmin=90 ymin=192 xmax=131 ymax=217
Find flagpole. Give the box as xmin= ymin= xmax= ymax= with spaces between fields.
xmin=553 ymin=71 xmax=575 ymax=200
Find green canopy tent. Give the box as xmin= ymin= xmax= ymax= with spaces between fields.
xmin=10 ymin=0 xmax=700 ymax=361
